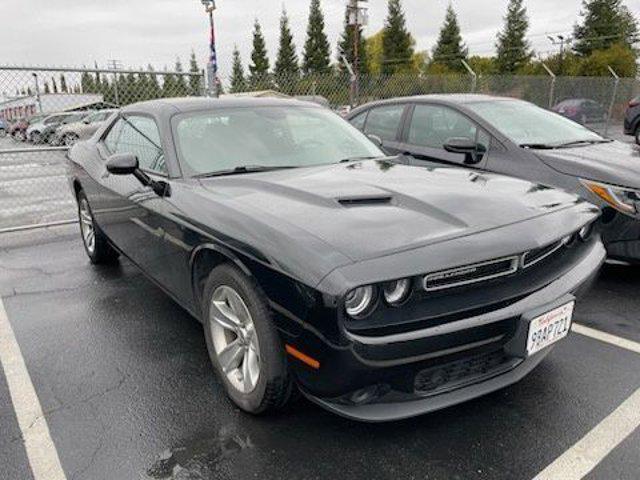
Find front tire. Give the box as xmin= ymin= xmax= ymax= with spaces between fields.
xmin=202 ymin=264 xmax=292 ymax=414
xmin=77 ymin=191 xmax=119 ymax=264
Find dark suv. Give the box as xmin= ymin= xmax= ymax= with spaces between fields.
xmin=624 ymin=96 xmax=640 ymax=144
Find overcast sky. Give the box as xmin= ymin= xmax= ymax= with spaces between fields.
xmin=1 ymin=0 xmax=639 ymax=76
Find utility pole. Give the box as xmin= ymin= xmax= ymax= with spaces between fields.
xmin=547 ymin=35 xmax=571 ymax=76
xmin=202 ymin=0 xmax=219 ymax=97
xmin=347 ymin=0 xmax=368 ymax=106
xmin=107 ymin=59 xmax=122 ymax=106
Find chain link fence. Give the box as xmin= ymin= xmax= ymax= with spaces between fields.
xmin=0 ymin=64 xmax=638 ymax=235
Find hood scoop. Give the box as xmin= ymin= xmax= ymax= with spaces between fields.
xmin=337 ymin=195 xmax=393 ymax=207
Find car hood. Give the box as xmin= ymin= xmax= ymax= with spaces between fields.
xmin=197 ymin=160 xmax=583 ymax=262
xmin=534 ymin=140 xmax=640 ymax=188
xmin=58 ymin=121 xmax=85 ymax=132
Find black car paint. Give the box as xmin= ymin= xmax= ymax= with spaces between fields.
xmin=347 ymin=95 xmax=640 ymax=263
xmin=68 ymin=98 xmax=603 ymax=421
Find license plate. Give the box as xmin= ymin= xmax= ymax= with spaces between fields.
xmin=526 ymin=302 xmax=574 ymax=356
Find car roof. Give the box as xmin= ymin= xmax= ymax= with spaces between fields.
xmin=121 ymin=97 xmax=322 ymax=116
xmin=347 ymin=94 xmax=526 ymax=116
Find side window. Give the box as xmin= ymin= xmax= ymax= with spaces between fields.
xmin=363 ymin=104 xmax=404 ymax=142
xmin=115 ymin=116 xmax=166 ymax=174
xmin=103 ymin=118 xmax=124 ymax=153
xmin=349 ymin=111 xmax=367 ymax=131
xmin=408 ymin=105 xmax=481 ymax=150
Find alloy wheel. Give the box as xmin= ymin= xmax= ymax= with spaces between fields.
xmin=79 ymin=199 xmax=96 ymax=254
xmin=65 ymin=133 xmax=79 ymax=146
xmin=209 ymin=285 xmax=261 ymax=394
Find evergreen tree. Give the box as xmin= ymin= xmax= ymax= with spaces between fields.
xmin=275 ymin=8 xmax=300 ymax=82
xmin=495 ymin=0 xmax=532 ymax=73
xmin=382 ymin=0 xmax=415 ymax=75
xmin=249 ymin=19 xmax=271 ymax=88
xmin=59 ymin=74 xmax=68 ymax=93
xmin=432 ymin=4 xmax=468 ymax=72
xmin=147 ymin=65 xmax=162 ymax=99
xmin=162 ymin=68 xmax=177 ymax=98
xmin=337 ymin=4 xmax=369 ymax=76
xmin=80 ymin=72 xmax=96 ymax=93
xmin=573 ymin=0 xmax=639 ymax=56
xmin=174 ymin=58 xmax=189 ymax=96
xmin=230 ymin=46 xmax=247 ymax=93
xmin=188 ymin=51 xmax=202 ymax=96
xmin=302 ymin=0 xmax=331 ymax=75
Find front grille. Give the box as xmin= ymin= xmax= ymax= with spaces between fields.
xmin=414 ymin=349 xmax=520 ymax=396
xmin=423 ymin=256 xmax=519 ymax=292
xmin=522 ymin=240 xmax=564 ymax=268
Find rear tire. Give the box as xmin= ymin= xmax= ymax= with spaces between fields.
xmin=202 ymin=263 xmax=292 ymax=415
xmin=635 ymin=126 xmax=640 ymax=146
xmin=64 ymin=132 xmax=79 ymax=146
xmin=77 ymin=191 xmax=119 ymax=264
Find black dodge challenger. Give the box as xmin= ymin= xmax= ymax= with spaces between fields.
xmin=67 ymin=97 xmax=604 ymax=421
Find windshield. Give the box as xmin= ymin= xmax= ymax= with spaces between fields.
xmin=467 ymin=100 xmax=605 ymax=146
xmin=174 ymin=106 xmax=384 ymax=176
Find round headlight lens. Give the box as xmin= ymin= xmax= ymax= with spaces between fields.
xmin=382 ymin=279 xmax=411 ymax=305
xmin=579 ymin=223 xmax=593 ymax=241
xmin=344 ymin=286 xmax=376 ymax=318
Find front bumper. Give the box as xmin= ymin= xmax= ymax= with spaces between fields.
xmin=290 ymin=240 xmax=605 ymax=422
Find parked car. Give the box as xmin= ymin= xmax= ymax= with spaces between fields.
xmin=68 ymin=98 xmax=603 ymax=421
xmin=0 ymin=119 xmax=6 ymax=137
xmin=55 ymin=109 xmax=116 ymax=146
xmin=552 ymin=98 xmax=608 ymax=125
xmin=47 ymin=112 xmax=89 ymax=145
xmin=624 ymin=96 xmax=640 ymax=144
xmin=347 ymin=95 xmax=640 ymax=263
xmin=8 ymin=114 xmax=45 ymax=142
xmin=26 ymin=111 xmax=84 ymax=144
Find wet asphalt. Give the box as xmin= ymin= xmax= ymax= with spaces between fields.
xmin=0 ymin=228 xmax=639 ymax=480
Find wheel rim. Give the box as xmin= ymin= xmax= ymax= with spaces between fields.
xmin=65 ymin=134 xmax=78 ymax=146
xmin=79 ymin=199 xmax=96 ymax=254
xmin=209 ymin=285 xmax=261 ymax=394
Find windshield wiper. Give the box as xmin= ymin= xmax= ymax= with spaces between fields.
xmin=520 ymin=143 xmax=556 ymax=150
xmin=195 ymin=165 xmax=297 ymax=178
xmin=555 ymin=139 xmax=613 ymax=148
xmin=339 ymin=156 xmax=382 ymax=163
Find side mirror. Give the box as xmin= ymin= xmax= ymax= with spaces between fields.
xmin=367 ymin=134 xmax=384 ymax=149
xmin=106 ymin=153 xmax=139 ymax=175
xmin=443 ymin=137 xmax=485 ymax=165
xmin=106 ymin=153 xmax=171 ymax=197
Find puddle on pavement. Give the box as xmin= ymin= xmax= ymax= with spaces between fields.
xmin=147 ymin=428 xmax=253 ymax=479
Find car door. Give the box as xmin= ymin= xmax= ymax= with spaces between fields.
xmin=90 ymin=115 xmax=186 ymax=294
xmin=359 ymin=103 xmax=408 ymax=154
xmin=399 ymin=103 xmax=491 ymax=169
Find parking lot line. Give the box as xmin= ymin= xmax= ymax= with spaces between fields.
xmin=573 ymin=323 xmax=640 ymax=355
xmin=533 ymin=387 xmax=640 ymax=480
xmin=0 ymin=297 xmax=67 ymax=480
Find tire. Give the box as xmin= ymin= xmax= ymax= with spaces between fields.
xmin=201 ymin=263 xmax=292 ymax=414
xmin=77 ymin=191 xmax=119 ymax=264
xmin=30 ymin=131 xmax=41 ymax=144
xmin=635 ymin=126 xmax=640 ymax=146
xmin=0 ymin=128 xmax=6 ymax=138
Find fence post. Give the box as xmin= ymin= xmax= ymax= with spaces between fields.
xmin=461 ymin=60 xmax=477 ymax=93
xmin=605 ymin=65 xmax=620 ymax=136
xmin=542 ymin=63 xmax=556 ymax=109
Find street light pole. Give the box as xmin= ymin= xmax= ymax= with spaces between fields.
xmin=548 ymin=35 xmax=571 ymax=75
xmin=202 ymin=0 xmax=219 ymax=97
xmin=347 ymin=0 xmax=367 ymax=106
xmin=32 ymin=73 xmax=43 ymax=113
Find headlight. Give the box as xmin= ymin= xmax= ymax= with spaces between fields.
xmin=578 ymin=222 xmax=594 ymax=241
xmin=382 ymin=279 xmax=411 ymax=305
xmin=344 ymin=285 xmax=376 ymax=318
xmin=582 ymin=180 xmax=640 ymax=216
